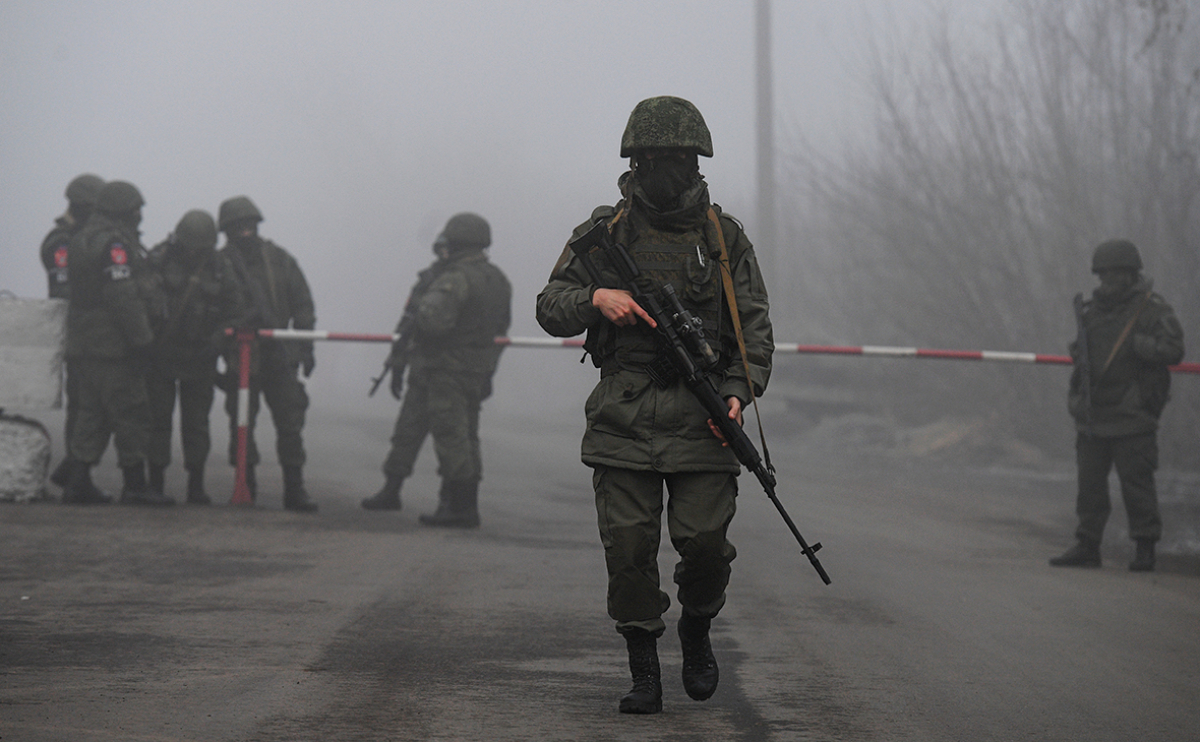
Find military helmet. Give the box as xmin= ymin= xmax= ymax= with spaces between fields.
xmin=64 ymin=173 xmax=105 ymax=206
xmin=438 ymin=212 xmax=491 ymax=249
xmin=218 ymin=195 xmax=264 ymax=231
xmin=620 ymin=96 xmax=713 ymax=158
xmin=95 ymin=181 xmax=145 ymax=215
xmin=175 ymin=210 xmax=218 ymax=252
xmin=1091 ymin=239 xmax=1143 ymax=272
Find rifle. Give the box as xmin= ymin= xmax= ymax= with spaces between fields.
xmin=568 ymin=221 xmax=831 ymax=585
xmin=368 ymin=263 xmax=443 ymax=398
xmin=1073 ymin=292 xmax=1090 ymax=424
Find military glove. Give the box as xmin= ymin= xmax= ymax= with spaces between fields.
xmin=390 ymin=368 xmax=404 ymax=400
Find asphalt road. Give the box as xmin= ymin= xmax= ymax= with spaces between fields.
xmin=3 ymin=406 xmax=1199 ymax=741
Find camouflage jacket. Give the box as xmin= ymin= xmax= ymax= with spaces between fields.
xmin=219 ymin=237 xmax=315 ymax=375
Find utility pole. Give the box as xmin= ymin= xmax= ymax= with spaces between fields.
xmin=755 ymin=0 xmax=777 ymax=274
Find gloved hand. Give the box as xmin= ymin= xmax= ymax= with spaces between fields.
xmin=301 ymin=355 xmax=315 ymax=378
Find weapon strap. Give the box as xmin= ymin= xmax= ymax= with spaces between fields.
xmin=707 ymin=207 xmax=773 ymax=473
xmin=1099 ymin=290 xmax=1152 ymax=377
xmin=161 ymin=258 xmax=209 ymax=342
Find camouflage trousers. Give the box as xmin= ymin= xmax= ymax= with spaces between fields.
xmin=147 ymin=366 xmax=216 ymax=470
xmin=591 ymin=465 xmax=738 ymax=637
xmin=1075 ymin=431 xmax=1162 ymax=544
xmin=224 ymin=366 xmax=308 ymax=469
xmin=67 ymin=356 xmax=150 ymax=468
xmin=383 ymin=371 xmax=484 ymax=483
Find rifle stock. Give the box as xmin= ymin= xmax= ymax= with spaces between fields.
xmin=568 ymin=222 xmax=831 ymax=585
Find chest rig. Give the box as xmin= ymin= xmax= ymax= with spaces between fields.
xmin=594 ymin=213 xmax=725 ymax=383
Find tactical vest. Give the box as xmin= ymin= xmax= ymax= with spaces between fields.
xmin=592 ymin=214 xmax=725 ymax=379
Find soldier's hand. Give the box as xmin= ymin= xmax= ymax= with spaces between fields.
xmin=592 ymin=288 xmax=656 ymax=328
xmin=390 ymin=371 xmax=404 ymax=400
xmin=706 ymin=396 xmax=744 ymax=446
xmin=301 ymin=356 xmax=315 ymax=378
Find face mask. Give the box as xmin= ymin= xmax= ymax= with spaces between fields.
xmin=635 ymin=154 xmax=699 ymax=209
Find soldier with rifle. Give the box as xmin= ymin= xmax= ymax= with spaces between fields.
xmin=362 ymin=213 xmax=511 ymax=528
xmin=1051 ymin=239 xmax=1184 ymax=572
xmin=537 ymin=97 xmax=822 ymax=715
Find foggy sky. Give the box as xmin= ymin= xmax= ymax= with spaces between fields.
xmin=0 ymin=0 xmax=974 ymax=415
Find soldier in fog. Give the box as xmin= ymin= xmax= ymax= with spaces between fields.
xmin=145 ymin=210 xmax=244 ymax=504
xmin=536 ymin=97 xmax=774 ymax=714
xmin=362 ymin=213 xmax=511 ymax=528
xmin=217 ymin=195 xmax=319 ymax=512
xmin=40 ymin=173 xmax=105 ymax=491
xmin=1051 ymin=239 xmax=1184 ymax=572
xmin=63 ymin=180 xmax=174 ymax=507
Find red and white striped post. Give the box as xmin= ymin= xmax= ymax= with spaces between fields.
xmin=230 ymin=329 xmax=256 ymax=506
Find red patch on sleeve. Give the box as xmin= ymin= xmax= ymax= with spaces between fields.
xmin=54 ymin=247 xmax=69 ymax=267
xmin=109 ymin=245 xmax=128 ymax=264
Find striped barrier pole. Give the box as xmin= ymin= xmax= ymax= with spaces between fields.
xmin=231 ymin=329 xmax=256 ymax=506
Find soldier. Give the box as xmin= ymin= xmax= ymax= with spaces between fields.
xmin=536 ymin=97 xmax=774 ymax=714
xmin=1051 ymin=239 xmax=1184 ymax=572
xmin=217 ymin=195 xmax=319 ymax=512
xmin=62 ymin=180 xmax=174 ymax=506
xmin=41 ymin=173 xmax=105 ymax=491
xmin=362 ymin=213 xmax=512 ymax=528
xmin=146 ymin=210 xmax=243 ymax=505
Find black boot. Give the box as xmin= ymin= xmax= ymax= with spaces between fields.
xmin=62 ymin=460 xmax=111 ymax=505
xmin=149 ymin=464 xmax=166 ymax=496
xmin=619 ymin=629 xmax=662 ymax=714
xmin=50 ymin=458 xmax=72 ymax=488
xmin=282 ymin=465 xmax=318 ymax=513
xmin=186 ymin=466 xmax=211 ymax=505
xmin=244 ymin=465 xmax=257 ymax=501
xmin=419 ymin=480 xmax=480 ymax=528
xmin=120 ymin=463 xmax=175 ymax=507
xmin=1129 ymin=539 xmax=1156 ymax=572
xmin=678 ymin=613 xmax=720 ymax=701
xmin=1049 ymin=540 xmax=1101 ymax=568
xmin=362 ymin=474 xmax=403 ymax=511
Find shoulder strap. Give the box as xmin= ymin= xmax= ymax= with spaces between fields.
xmin=1099 ymin=290 xmax=1152 ymax=376
xmin=707 ymin=207 xmax=772 ymax=472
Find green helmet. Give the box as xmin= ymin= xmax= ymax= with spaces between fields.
xmin=175 ymin=210 xmax=218 ymax=252
xmin=438 ymin=212 xmax=491 ymax=250
xmin=65 ymin=173 xmax=105 ymax=206
xmin=620 ymin=96 xmax=713 ymax=158
xmin=218 ymin=195 xmax=264 ymax=231
xmin=1092 ymin=239 xmax=1142 ymax=272
xmin=95 ymin=181 xmax=145 ymax=215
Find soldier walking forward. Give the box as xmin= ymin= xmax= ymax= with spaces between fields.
xmin=1051 ymin=239 xmax=1184 ymax=572
xmin=362 ymin=213 xmax=511 ymax=528
xmin=536 ymin=97 xmax=774 ymax=714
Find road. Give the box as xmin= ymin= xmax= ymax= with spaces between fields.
xmin=2 ymin=406 xmax=1199 ymax=741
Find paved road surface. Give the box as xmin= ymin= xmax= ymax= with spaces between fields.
xmin=3 ymin=408 xmax=1199 ymax=741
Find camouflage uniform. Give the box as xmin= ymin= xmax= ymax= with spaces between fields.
xmin=1054 ymin=240 xmax=1185 ymax=571
xmin=146 ymin=211 xmax=243 ymax=502
xmin=218 ymin=196 xmax=317 ymax=511
xmin=536 ymin=96 xmax=773 ymax=713
xmin=365 ymin=213 xmax=512 ymax=527
xmin=64 ymin=181 xmax=172 ymax=505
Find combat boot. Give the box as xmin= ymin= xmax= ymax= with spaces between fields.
xmin=678 ymin=612 xmax=720 ymax=701
xmin=186 ymin=466 xmax=211 ymax=505
xmin=50 ymin=457 xmax=72 ymax=488
xmin=244 ymin=465 xmax=257 ymax=501
xmin=148 ymin=464 xmax=166 ymax=496
xmin=62 ymin=460 xmax=111 ymax=505
xmin=120 ymin=463 xmax=176 ymax=507
xmin=1129 ymin=539 xmax=1156 ymax=572
xmin=1049 ymin=540 xmax=1101 ymax=568
xmin=282 ymin=465 xmax=318 ymax=513
xmin=362 ymin=474 xmax=403 ymax=511
xmin=418 ymin=480 xmax=480 ymax=528
xmin=618 ymin=629 xmax=662 ymax=714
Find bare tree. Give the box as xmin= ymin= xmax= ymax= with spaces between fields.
xmin=780 ymin=0 xmax=1199 ymax=463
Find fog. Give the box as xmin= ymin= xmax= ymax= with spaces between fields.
xmin=0 ymin=0 xmax=983 ymax=421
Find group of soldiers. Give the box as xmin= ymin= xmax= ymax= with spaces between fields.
xmin=41 ymin=182 xmax=318 ymax=511
xmin=35 ymin=95 xmax=1187 ymax=715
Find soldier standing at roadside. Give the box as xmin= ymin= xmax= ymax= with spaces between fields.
xmin=217 ymin=196 xmax=319 ymax=512
xmin=41 ymin=173 xmax=105 ymax=491
xmin=536 ymin=97 xmax=774 ymax=714
xmin=62 ymin=180 xmax=173 ymax=507
xmin=362 ymin=213 xmax=511 ymax=528
xmin=1051 ymin=239 xmax=1184 ymax=572
xmin=146 ymin=210 xmax=243 ymax=504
